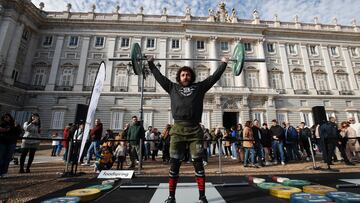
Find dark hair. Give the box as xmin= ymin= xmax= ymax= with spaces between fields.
xmin=176 ymin=66 xmax=196 ymax=84
xmin=132 ymin=115 xmax=138 ymax=119
xmin=0 ymin=113 xmax=15 ymax=125
xmin=27 ymin=113 xmax=41 ymax=133
xmin=244 ymin=120 xmax=252 ymax=127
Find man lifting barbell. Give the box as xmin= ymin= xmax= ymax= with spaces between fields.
xmin=147 ymin=56 xmax=229 ymax=203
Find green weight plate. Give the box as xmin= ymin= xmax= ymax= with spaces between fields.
xmin=41 ymin=196 xmax=80 ymax=203
xmin=232 ymin=42 xmax=245 ymax=76
xmin=282 ymin=180 xmax=311 ymax=188
xmin=290 ymin=193 xmax=332 ymax=203
xmin=87 ymin=184 xmax=113 ymax=191
xmin=326 ymin=191 xmax=360 ymax=203
xmin=130 ymin=43 xmax=143 ymax=75
xmin=257 ymin=182 xmax=282 ymax=190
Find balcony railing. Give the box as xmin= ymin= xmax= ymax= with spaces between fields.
xmin=317 ymin=90 xmax=332 ymax=95
xmin=54 ymin=86 xmax=73 ymax=91
xmin=339 ymin=90 xmax=354 ymax=95
xmin=111 ymin=86 xmax=128 ymax=92
xmin=294 ymin=89 xmax=309 ymax=95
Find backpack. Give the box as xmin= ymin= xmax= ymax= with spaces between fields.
xmin=286 ymin=126 xmax=298 ymax=143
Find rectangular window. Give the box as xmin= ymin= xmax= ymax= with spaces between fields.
xmin=197 ymin=70 xmax=208 ymax=82
xmin=345 ymin=101 xmax=352 ymax=107
xmin=196 ymin=40 xmax=205 ymax=50
xmin=220 ymin=41 xmax=229 ymax=51
xmin=121 ymin=38 xmax=130 ymax=48
xmin=330 ymin=46 xmax=338 ymax=55
xmin=222 ymin=72 xmax=234 ymax=87
xmin=350 ymin=47 xmax=358 ymax=56
xmin=146 ymin=38 xmax=155 ymax=48
xmin=244 ymin=43 xmax=252 ymax=51
xmin=51 ymin=111 xmax=64 ymax=129
xmin=292 ymin=73 xmax=306 ymax=90
xmin=42 ymin=35 xmax=53 ymax=46
xmin=201 ymin=111 xmax=210 ymax=129
xmin=310 ymin=45 xmax=317 ymax=55
xmin=271 ymin=73 xmax=283 ymax=89
xmin=247 ymin=72 xmax=259 ymax=88
xmin=69 ymin=36 xmax=78 ymax=46
xmin=289 ymin=44 xmax=296 ymax=54
xmin=111 ymin=111 xmax=124 ymax=130
xmin=95 ymin=36 xmax=105 ymax=47
xmin=336 ymin=74 xmax=350 ymax=91
xmin=276 ymin=112 xmax=287 ymax=125
xmin=171 ymin=39 xmax=180 ymax=49
xmin=267 ymin=43 xmax=274 ymax=53
xmin=143 ymin=112 xmax=153 ymax=129
xmin=253 ymin=112 xmax=264 ymax=124
xmin=312 ymin=60 xmax=320 ymax=66
xmin=300 ymin=112 xmax=313 ymax=127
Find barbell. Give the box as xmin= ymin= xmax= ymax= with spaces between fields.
xmin=109 ymin=42 xmax=266 ymax=76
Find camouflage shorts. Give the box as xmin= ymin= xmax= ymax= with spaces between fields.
xmin=169 ymin=121 xmax=204 ymax=160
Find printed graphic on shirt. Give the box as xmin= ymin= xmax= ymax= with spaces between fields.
xmin=179 ymin=86 xmax=196 ymax=96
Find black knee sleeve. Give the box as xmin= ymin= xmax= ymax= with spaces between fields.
xmin=169 ymin=158 xmax=181 ymax=178
xmin=192 ymin=157 xmax=205 ymax=177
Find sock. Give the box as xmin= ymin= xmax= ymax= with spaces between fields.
xmin=169 ymin=177 xmax=178 ymax=197
xmin=196 ymin=176 xmax=205 ymax=198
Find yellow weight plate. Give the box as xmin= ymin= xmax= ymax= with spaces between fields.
xmin=303 ymin=185 xmax=337 ymax=195
xmin=270 ymin=185 xmax=302 ymax=199
xmin=66 ymin=188 xmax=101 ymax=202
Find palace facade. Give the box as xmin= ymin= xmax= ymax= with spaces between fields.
xmin=1 ymin=0 xmax=360 ymax=134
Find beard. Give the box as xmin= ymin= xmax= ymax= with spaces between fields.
xmin=180 ymin=79 xmax=191 ymax=87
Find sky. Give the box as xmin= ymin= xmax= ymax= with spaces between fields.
xmin=31 ymin=0 xmax=359 ymax=26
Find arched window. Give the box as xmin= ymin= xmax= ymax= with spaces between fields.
xmin=59 ymin=63 xmax=75 ymax=86
xmin=334 ymin=71 xmax=350 ymax=91
xmin=114 ymin=65 xmax=128 ymax=87
xmin=245 ymin=67 xmax=259 ymax=88
xmin=291 ymin=68 xmax=306 ymax=90
xmin=86 ymin=63 xmax=99 ymax=87
xmin=32 ymin=62 xmax=48 ymax=86
xmin=270 ymin=68 xmax=284 ymax=90
xmin=313 ymin=70 xmax=329 ymax=91
xmin=195 ymin=65 xmax=208 ymax=82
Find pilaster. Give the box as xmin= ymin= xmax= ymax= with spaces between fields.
xmin=74 ymin=36 xmax=90 ymax=91
xmin=46 ymin=35 xmax=64 ymax=91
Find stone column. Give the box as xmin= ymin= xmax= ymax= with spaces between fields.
xmin=103 ymin=36 xmax=116 ymax=92
xmin=320 ymin=45 xmax=337 ymax=91
xmin=341 ymin=46 xmax=358 ymax=91
xmin=74 ymin=36 xmax=90 ymax=91
xmin=19 ymin=35 xmax=39 ymax=84
xmin=157 ymin=38 xmax=167 ymax=92
xmin=257 ymin=39 xmax=269 ymax=88
xmin=184 ymin=35 xmax=193 ymax=67
xmin=209 ymin=36 xmax=218 ymax=73
xmin=300 ymin=44 xmax=316 ymax=92
xmin=278 ymin=43 xmax=293 ymax=92
xmin=46 ymin=35 xmax=64 ymax=91
xmin=3 ymin=23 xmax=24 ymax=84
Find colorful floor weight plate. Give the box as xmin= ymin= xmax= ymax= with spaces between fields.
xmin=66 ymin=188 xmax=101 ymax=202
xmin=302 ymin=185 xmax=337 ymax=195
xmin=41 ymin=196 xmax=80 ymax=203
xmin=325 ymin=191 xmax=360 ymax=203
xmin=87 ymin=184 xmax=113 ymax=191
xmin=290 ymin=193 xmax=332 ymax=203
xmin=282 ymin=179 xmax=311 ymax=188
xmin=269 ymin=186 xmax=302 ymax=199
xmin=257 ymin=182 xmax=282 ymax=190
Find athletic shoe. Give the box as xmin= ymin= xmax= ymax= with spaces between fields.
xmin=164 ymin=196 xmax=176 ymax=203
xmin=198 ymin=196 xmax=208 ymax=203
xmin=81 ymin=163 xmax=90 ymax=166
xmin=281 ymin=161 xmax=286 ymax=166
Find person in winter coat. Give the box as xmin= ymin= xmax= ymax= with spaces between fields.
xmin=126 ymin=115 xmax=145 ymax=169
xmin=0 ymin=113 xmax=22 ymax=177
xmin=20 ymin=113 xmax=41 ymax=173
